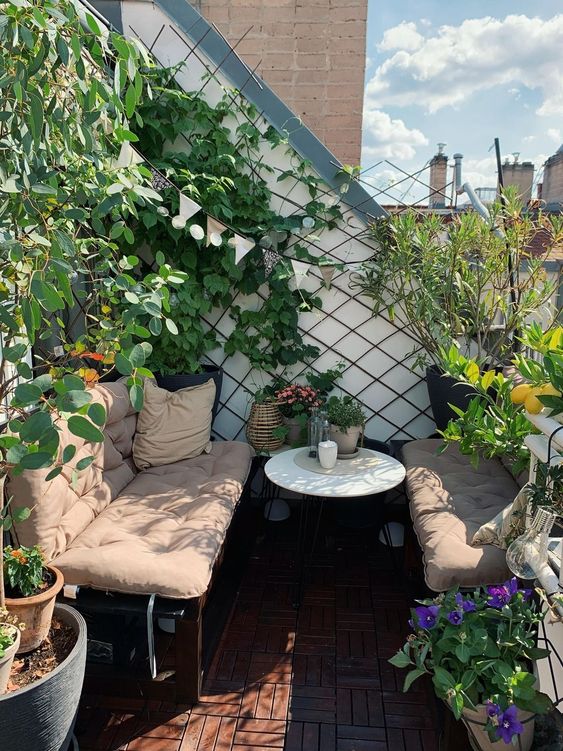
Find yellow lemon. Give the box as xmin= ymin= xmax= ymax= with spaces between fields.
xmin=510 ymin=383 xmax=532 ymax=405
xmin=524 ymin=392 xmax=544 ymax=414
xmin=540 ymin=383 xmax=562 ymax=398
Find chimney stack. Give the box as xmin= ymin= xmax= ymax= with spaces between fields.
xmin=498 ymin=158 xmax=534 ymax=205
xmin=429 ymin=143 xmax=448 ymax=209
xmin=541 ymin=145 xmax=563 ymax=209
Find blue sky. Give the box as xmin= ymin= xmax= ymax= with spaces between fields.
xmin=363 ymin=0 xmax=563 ymax=203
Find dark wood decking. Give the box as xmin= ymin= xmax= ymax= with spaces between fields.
xmin=76 ymin=508 xmax=460 ymax=750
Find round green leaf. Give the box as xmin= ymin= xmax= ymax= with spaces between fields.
xmin=88 ymin=402 xmax=106 ymax=426
xmin=67 ymin=416 xmax=105 ymax=443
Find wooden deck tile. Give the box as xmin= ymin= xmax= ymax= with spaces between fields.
xmin=76 ymin=516 xmax=466 ymax=751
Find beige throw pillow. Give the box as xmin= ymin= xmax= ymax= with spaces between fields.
xmin=471 ymin=484 xmax=529 ymax=549
xmin=133 ymin=378 xmax=215 ymax=470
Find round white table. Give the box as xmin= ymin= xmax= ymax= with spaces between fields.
xmin=264 ymin=447 xmax=406 ymax=498
xmin=264 ymin=447 xmax=406 ymax=606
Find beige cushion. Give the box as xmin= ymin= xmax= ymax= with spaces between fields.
xmin=401 ymin=439 xmax=518 ymax=591
xmin=471 ymin=485 xmax=529 ymax=549
xmin=8 ymin=381 xmax=138 ymax=561
xmin=132 ymin=379 xmax=215 ymax=470
xmin=52 ymin=441 xmax=252 ymax=598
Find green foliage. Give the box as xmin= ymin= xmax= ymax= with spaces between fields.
xmin=527 ymin=463 xmax=563 ymax=517
xmin=126 ymin=69 xmax=342 ymax=373
xmin=390 ymin=582 xmax=552 ymax=741
xmin=3 ymin=545 xmax=44 ymax=598
xmin=438 ymin=351 xmax=532 ymax=475
xmin=353 ymin=201 xmax=563 ymax=369
xmin=515 ymin=324 xmax=563 ymax=415
xmin=326 ymin=395 xmax=366 ymax=429
xmin=0 ymin=0 xmax=187 ymax=604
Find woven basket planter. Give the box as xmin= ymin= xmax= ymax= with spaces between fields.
xmin=246 ymin=401 xmax=284 ymax=452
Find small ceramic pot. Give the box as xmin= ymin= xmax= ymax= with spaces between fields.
xmin=0 ymin=627 xmax=20 ymax=694
xmin=6 ymin=565 xmax=64 ymax=653
xmin=330 ymin=424 xmax=362 ymax=455
xmin=283 ymin=416 xmax=305 ymax=445
xmin=318 ymin=440 xmax=338 ymax=469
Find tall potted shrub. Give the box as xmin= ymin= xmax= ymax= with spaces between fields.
xmin=353 ymin=203 xmax=562 ymax=430
xmin=0 ymin=1 xmax=186 ymax=747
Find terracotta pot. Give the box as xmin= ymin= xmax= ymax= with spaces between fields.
xmin=283 ymin=416 xmax=305 ymax=445
xmin=6 ymin=566 xmax=64 ymax=654
xmin=330 ymin=424 xmax=362 ymax=455
xmin=0 ymin=627 xmax=20 ymax=695
xmin=461 ymin=704 xmax=535 ymax=751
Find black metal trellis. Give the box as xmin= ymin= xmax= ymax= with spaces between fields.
xmin=119 ymin=13 xmax=452 ymax=445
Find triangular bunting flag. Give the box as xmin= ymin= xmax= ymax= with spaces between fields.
xmin=207 ymin=216 xmax=227 ymax=247
xmin=179 ymin=193 xmax=201 ymax=221
xmin=291 ymin=259 xmax=309 ymax=288
xmin=233 ymin=234 xmax=255 ymax=264
xmin=320 ymin=265 xmax=336 ymax=289
xmin=114 ymin=142 xmax=144 ymax=169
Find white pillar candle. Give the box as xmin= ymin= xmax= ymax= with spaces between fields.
xmin=318 ymin=440 xmax=338 ymax=469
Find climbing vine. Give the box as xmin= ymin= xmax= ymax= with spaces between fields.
xmin=125 ymin=68 xmax=344 ymax=373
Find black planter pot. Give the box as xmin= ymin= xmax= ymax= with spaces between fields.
xmin=0 ymin=604 xmax=87 ymax=751
xmin=156 ymin=364 xmax=223 ymax=422
xmin=334 ymin=438 xmax=392 ymax=529
xmin=425 ymin=365 xmax=476 ymax=432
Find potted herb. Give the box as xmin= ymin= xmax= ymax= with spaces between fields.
xmin=4 ymin=546 xmax=63 ymax=654
xmin=326 ymin=396 xmax=366 ymax=456
xmin=275 ymin=383 xmax=323 ymax=445
xmin=390 ymin=580 xmax=552 ymax=750
xmin=0 ymin=608 xmax=22 ymax=694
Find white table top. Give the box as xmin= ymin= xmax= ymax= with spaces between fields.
xmin=264 ymin=447 xmax=406 ymax=498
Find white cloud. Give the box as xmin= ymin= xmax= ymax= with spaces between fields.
xmin=547 ymin=128 xmax=561 ymax=142
xmin=377 ymin=21 xmax=424 ymax=52
xmin=361 ymin=108 xmax=428 ymax=162
xmin=367 ymin=14 xmax=563 ymax=116
xmin=523 ymin=135 xmax=536 ymax=143
xmin=458 ymin=152 xmax=548 ymax=190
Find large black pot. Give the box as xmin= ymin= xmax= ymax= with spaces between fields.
xmin=426 ymin=365 xmax=476 ymax=432
xmin=0 ymin=604 xmax=87 ymax=751
xmin=156 ymin=364 xmax=223 ymax=422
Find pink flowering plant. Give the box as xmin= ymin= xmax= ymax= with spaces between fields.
xmin=274 ymin=384 xmax=322 ymax=419
xmin=390 ymin=579 xmax=553 ymax=744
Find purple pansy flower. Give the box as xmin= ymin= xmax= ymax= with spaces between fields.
xmin=521 ymin=588 xmax=532 ymax=601
xmin=415 ymin=605 xmax=440 ymax=630
xmin=485 ymin=700 xmax=500 ymax=718
xmin=455 ymin=593 xmax=476 ymax=612
xmin=447 ymin=610 xmax=463 ymax=626
xmin=495 ymin=705 xmax=523 ymax=744
xmin=487 ymin=584 xmax=512 ymax=609
xmin=506 ymin=578 xmax=519 ymax=596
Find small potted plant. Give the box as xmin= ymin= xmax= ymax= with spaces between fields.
xmin=326 ymin=395 xmax=366 ymax=456
xmin=3 ymin=545 xmax=63 ymax=654
xmin=274 ymin=383 xmax=322 ymax=445
xmin=390 ymin=579 xmax=553 ymax=750
xmin=0 ymin=608 xmax=22 ymax=694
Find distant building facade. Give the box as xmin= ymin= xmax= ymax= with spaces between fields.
xmin=197 ymin=0 xmax=367 ymax=166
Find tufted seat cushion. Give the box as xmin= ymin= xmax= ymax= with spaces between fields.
xmin=8 ymin=380 xmax=253 ymax=599
xmin=401 ymin=439 xmax=517 ymax=591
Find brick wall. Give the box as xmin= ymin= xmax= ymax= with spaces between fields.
xmin=198 ymin=0 xmax=367 ymax=166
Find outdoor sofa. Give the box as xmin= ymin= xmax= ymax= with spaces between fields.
xmin=401 ymin=438 xmax=519 ymax=591
xmin=8 ymin=379 xmax=253 ymax=702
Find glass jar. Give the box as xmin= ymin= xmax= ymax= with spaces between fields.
xmin=506 ymin=507 xmax=557 ymax=580
xmin=308 ymin=408 xmax=321 ymax=458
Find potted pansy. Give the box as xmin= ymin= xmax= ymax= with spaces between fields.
xmin=390 ymin=579 xmax=553 ymax=750
xmin=274 ymin=383 xmax=322 ymax=445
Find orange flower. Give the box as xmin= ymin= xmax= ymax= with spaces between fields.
xmin=10 ymin=550 xmax=28 ymax=564
xmin=71 ymin=350 xmax=104 ymax=361
xmin=78 ymin=368 xmax=101 ymax=387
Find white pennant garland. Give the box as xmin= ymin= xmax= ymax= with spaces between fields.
xmin=291 ymin=259 xmax=309 ymax=288
xmin=113 ymin=142 xmax=144 ymax=169
xmin=206 ymin=216 xmax=227 ymax=247
xmin=233 ymin=234 xmax=255 ymax=264
xmin=320 ymin=265 xmax=336 ymax=289
xmin=179 ymin=193 xmax=201 ymax=220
